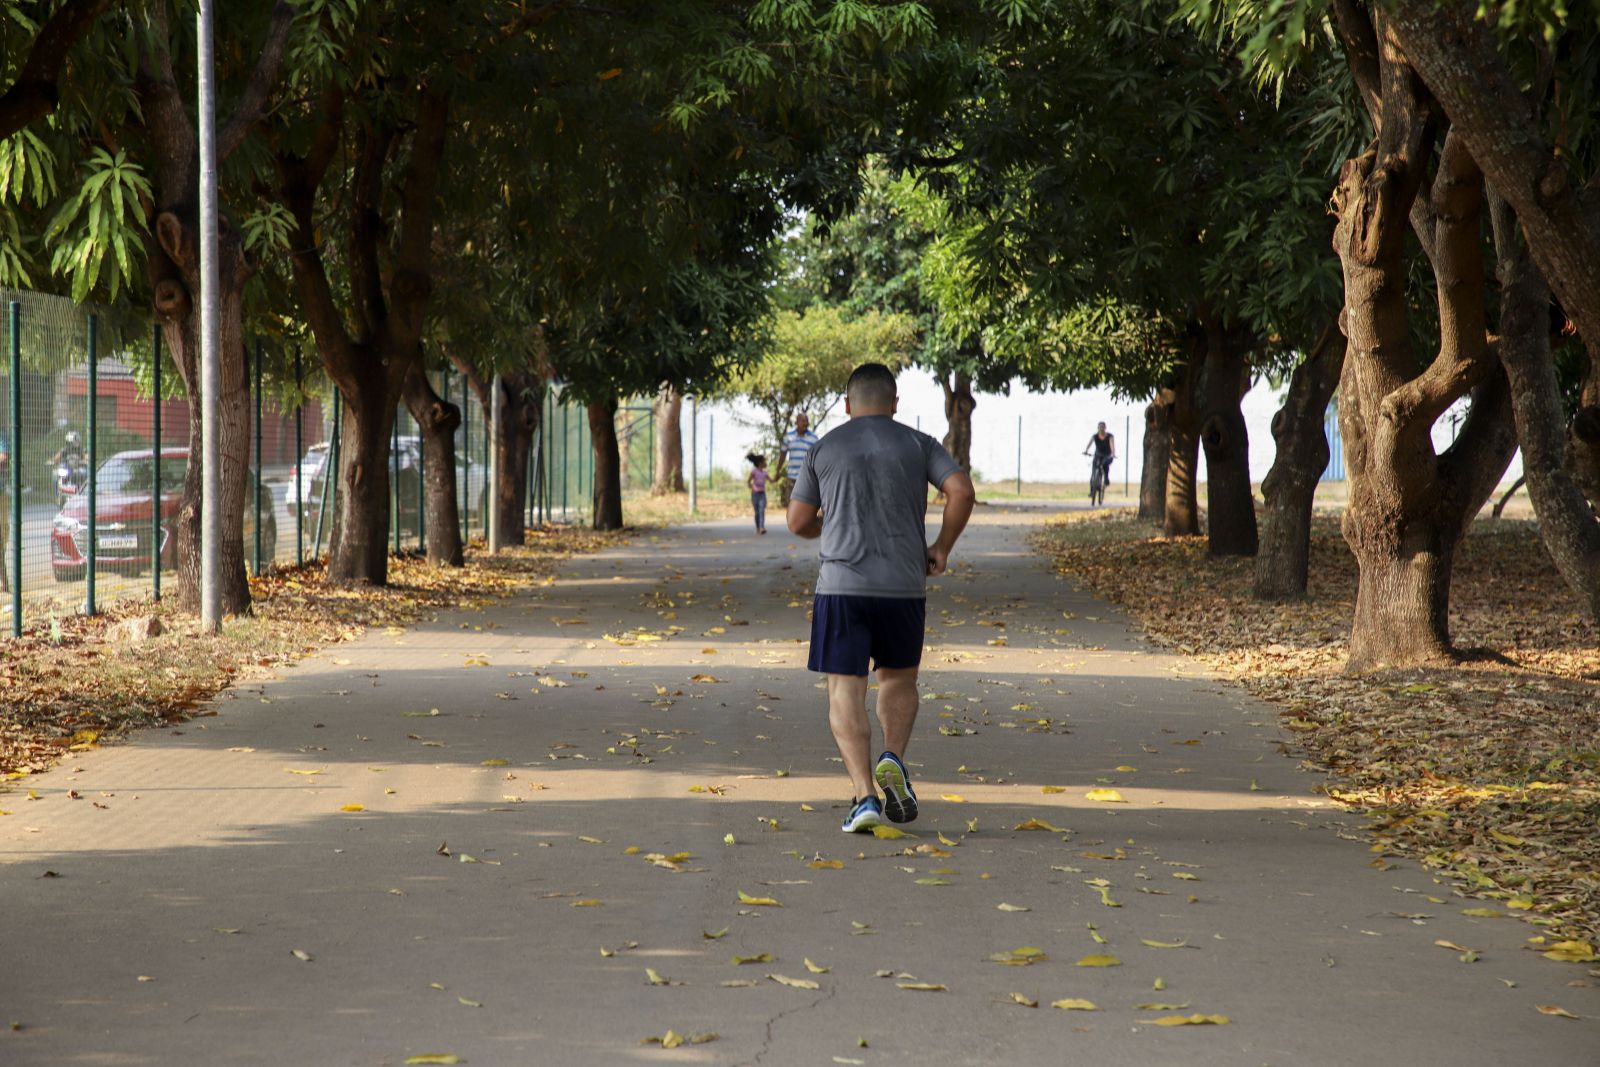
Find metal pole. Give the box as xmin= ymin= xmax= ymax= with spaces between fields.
xmin=561 ymin=400 xmax=569 ymax=519
xmin=489 ymin=374 xmax=502 ymax=552
xmin=688 ymin=395 xmax=698 ymax=515
xmin=152 ymin=323 xmax=162 ymax=601
xmin=253 ymin=337 xmax=262 ymax=576
xmin=459 ymin=371 xmax=468 ymax=542
xmin=416 ymin=382 xmax=426 ymax=554
xmin=1124 ymin=414 xmax=1130 ymax=496
xmin=197 ymin=0 xmax=221 ymax=631
xmin=481 ymin=392 xmax=490 ymax=539
xmin=294 ymin=346 xmax=302 ymax=566
xmin=392 ymin=410 xmax=400 ymax=555
xmin=85 ymin=314 xmax=97 ymax=616
xmin=708 ymin=415 xmax=714 ymax=489
xmin=314 ymin=390 xmax=337 ymax=557
xmin=9 ymin=302 xmax=21 ymax=635
xmin=1015 ymin=414 xmax=1022 ymax=497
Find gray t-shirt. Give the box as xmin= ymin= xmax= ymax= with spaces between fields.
xmin=791 ymin=415 xmax=962 ymax=598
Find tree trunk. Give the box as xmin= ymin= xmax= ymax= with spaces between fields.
xmin=1329 ymin=32 xmax=1518 ymax=671
xmin=1138 ymin=396 xmax=1170 ymax=524
xmin=495 ymin=370 xmax=543 ymax=546
xmin=1253 ymin=321 xmax=1344 ymax=599
xmin=1163 ymin=350 xmax=1201 ymax=537
xmin=1570 ymin=360 xmax=1600 ymax=509
xmin=941 ymin=371 xmax=976 ymax=471
xmin=402 ymin=362 xmax=463 ymax=567
xmin=588 ymin=397 xmax=623 ymax=531
xmin=651 ymin=384 xmax=685 ymax=494
xmin=1489 ymin=194 xmax=1600 ymax=623
xmin=327 ymin=378 xmax=396 ymax=584
xmin=1195 ymin=317 xmax=1258 ymax=557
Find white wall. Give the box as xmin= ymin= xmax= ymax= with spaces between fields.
xmin=685 ymin=373 xmax=1521 ymax=487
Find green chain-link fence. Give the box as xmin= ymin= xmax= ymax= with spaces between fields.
xmin=3 ymin=290 xmax=603 ymax=637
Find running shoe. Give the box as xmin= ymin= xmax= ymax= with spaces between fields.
xmin=841 ymin=796 xmax=883 ymax=833
xmin=874 ymin=751 xmax=918 ymax=824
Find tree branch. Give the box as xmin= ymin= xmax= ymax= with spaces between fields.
xmin=0 ymin=0 xmax=110 ymax=140
xmin=389 ymin=86 xmax=451 ymax=348
xmin=218 ymin=1 xmax=297 ymax=161
xmin=279 ymin=89 xmax=355 ymax=377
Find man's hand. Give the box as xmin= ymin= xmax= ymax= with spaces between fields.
xmin=927 ymin=541 xmax=950 ymax=576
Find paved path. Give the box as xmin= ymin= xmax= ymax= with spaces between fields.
xmin=2 ymin=509 xmax=1593 ymax=1066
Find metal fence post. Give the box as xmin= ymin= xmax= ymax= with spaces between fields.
xmin=392 ymin=410 xmax=400 ymax=555
xmin=1015 ymin=415 xmax=1022 ymax=497
xmin=417 ymin=383 xmax=426 ymax=553
xmin=1124 ymin=414 xmax=1130 ymax=496
xmin=253 ymin=336 xmax=263 ymax=576
xmin=9 ymin=302 xmax=21 ymax=635
xmin=294 ymin=346 xmax=302 ymax=566
xmin=481 ymin=393 xmax=490 ymax=539
xmin=314 ymin=389 xmax=338 ymax=557
xmin=85 ymin=314 xmax=97 ymax=616
xmin=688 ymin=395 xmax=697 ymax=515
xmin=152 ymin=323 xmax=162 ymax=601
xmin=561 ymin=400 xmax=569 ymax=520
xmin=458 ymin=370 xmax=469 ymax=543
xmin=708 ymin=415 xmax=714 ymax=490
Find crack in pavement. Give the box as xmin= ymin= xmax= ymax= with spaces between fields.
xmin=745 ymin=984 xmax=837 ymax=1067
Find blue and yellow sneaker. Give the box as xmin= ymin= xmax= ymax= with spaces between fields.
xmin=841 ymin=796 xmax=883 ymax=833
xmin=874 ymin=751 xmax=918 ymax=824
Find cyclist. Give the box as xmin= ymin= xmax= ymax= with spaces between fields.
xmin=1083 ymin=421 xmax=1115 ymax=506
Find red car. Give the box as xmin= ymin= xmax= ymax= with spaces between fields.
xmin=50 ymin=448 xmax=275 ymax=582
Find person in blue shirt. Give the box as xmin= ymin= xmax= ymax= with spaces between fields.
xmin=779 ymin=413 xmax=819 ymax=506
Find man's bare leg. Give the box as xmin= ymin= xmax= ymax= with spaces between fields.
xmin=874 ymin=666 xmax=920 ymax=758
xmin=827 ymin=673 xmax=875 ymax=799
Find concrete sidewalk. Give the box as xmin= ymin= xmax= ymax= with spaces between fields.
xmin=1 ymin=508 xmax=1593 ymax=1066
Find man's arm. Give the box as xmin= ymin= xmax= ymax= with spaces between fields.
xmin=926 ymin=470 xmax=976 ymax=575
xmin=787 ymin=498 xmax=822 ymax=539
xmin=1109 ymin=433 xmax=1117 ymax=459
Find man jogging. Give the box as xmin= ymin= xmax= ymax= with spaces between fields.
xmin=788 ymin=363 xmax=976 ymax=832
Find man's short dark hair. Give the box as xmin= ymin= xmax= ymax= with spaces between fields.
xmin=846 ymin=363 xmax=897 ymax=409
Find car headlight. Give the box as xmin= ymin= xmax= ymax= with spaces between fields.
xmin=54 ymin=516 xmax=83 ymax=534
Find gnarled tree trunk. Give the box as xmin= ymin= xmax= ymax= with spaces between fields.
xmin=402 ymin=362 xmax=463 ymax=567
xmin=1138 ymin=395 xmax=1170 ymax=524
xmin=495 ymin=370 xmax=543 ymax=545
xmin=652 ymin=384 xmax=685 ymax=495
xmin=1164 ymin=349 xmax=1201 ymax=537
xmin=1328 ymin=15 xmax=1517 ymax=670
xmin=1195 ymin=315 xmax=1258 ymax=557
xmin=1489 ymin=194 xmax=1600 ymax=622
xmin=328 ymin=377 xmax=396 ymax=584
xmin=941 ymin=370 xmax=976 ymax=471
xmin=589 ymin=397 xmax=623 ymax=531
xmin=1254 ymin=321 xmax=1343 ymax=599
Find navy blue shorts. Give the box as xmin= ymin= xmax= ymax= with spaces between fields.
xmin=807 ymin=594 xmax=926 ymax=675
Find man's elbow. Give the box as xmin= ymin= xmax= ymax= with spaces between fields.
xmin=944 ymin=473 xmax=977 ymax=502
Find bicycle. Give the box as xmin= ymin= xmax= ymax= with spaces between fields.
xmin=1086 ymin=453 xmax=1112 ymax=507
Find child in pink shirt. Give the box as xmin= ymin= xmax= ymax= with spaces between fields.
xmin=745 ymin=453 xmax=770 ymax=534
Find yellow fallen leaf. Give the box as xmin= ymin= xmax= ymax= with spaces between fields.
xmin=1114 ymin=765 xmax=1137 ymax=773
xmin=1010 ymin=992 xmax=1039 ymax=1008
xmin=804 ymin=959 xmax=830 ymax=974
xmin=1535 ymin=1005 xmax=1579 ymax=1019
xmin=570 ymin=900 xmax=602 ymax=907
xmin=1140 ymin=939 xmax=1189 ymax=949
xmin=996 ymin=903 xmax=1030 ymax=912
xmin=1075 ymin=954 xmax=1122 ymax=967
xmin=645 ymin=968 xmax=672 ymax=986
xmin=339 ymin=804 xmax=365 ymax=812
xmin=640 ymin=1030 xmax=719 ymax=1048
xmin=1460 ymin=907 xmax=1504 ymax=918
xmin=578 ymin=836 xmax=605 ymax=845
xmin=915 ymin=878 xmax=951 ymax=886
xmin=703 ymin=928 xmax=729 ymax=940
xmin=1143 ymin=1014 xmax=1230 ymax=1026
xmin=1172 ymin=872 xmax=1200 ymax=881
xmin=1051 ymin=998 xmax=1098 ymax=1011
xmin=1539 ymin=940 xmax=1597 ymax=963
xmin=457 ymin=996 xmax=481 ymax=1008
xmin=809 ymin=859 xmax=845 ymax=870
xmin=941 ymin=794 xmax=966 ymax=803
xmin=284 ymin=768 xmax=323 ymax=776
xmin=769 ymin=973 xmax=820 ymax=990
xmin=896 ymin=982 xmax=947 ymax=991
xmin=990 ymin=947 xmax=1048 ymax=965
xmin=738 ymin=890 xmax=781 ymax=906
xmin=731 ymin=953 xmax=772 ymax=965
xmin=404 ymin=1056 xmax=462 ymax=1065
xmin=481 ymin=759 xmax=510 ymax=766
xmin=1136 ymin=1002 xmax=1192 ymax=1010
xmin=1040 ymin=785 xmax=1067 ymax=794
xmin=937 ymin=832 xmax=960 ymax=847
xmin=1013 ymin=818 xmax=1067 ymax=832
xmin=871 ymin=825 xmax=915 ymax=840
xmin=690 ymin=673 xmax=723 ymax=683
xmin=1084 ymin=788 xmax=1126 ymax=803
xmin=1434 ymin=939 xmax=1474 ymax=953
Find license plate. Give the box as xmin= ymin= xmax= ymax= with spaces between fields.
xmin=97 ymin=534 xmax=138 ymax=551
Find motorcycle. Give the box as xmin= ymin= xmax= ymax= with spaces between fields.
xmin=55 ymin=458 xmax=87 ymax=506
